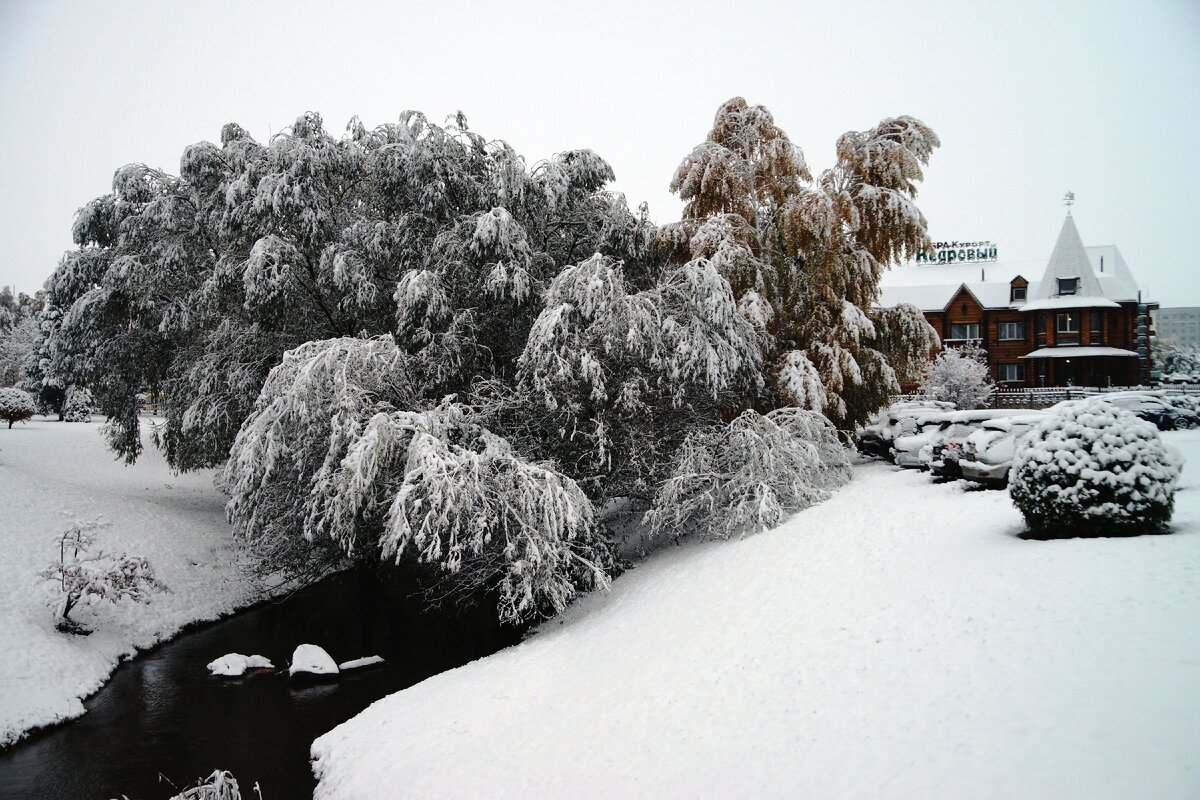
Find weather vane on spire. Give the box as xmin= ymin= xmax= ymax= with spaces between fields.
xmin=1064 ymin=191 xmax=1075 ymax=214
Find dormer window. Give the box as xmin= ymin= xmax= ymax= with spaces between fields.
xmin=1057 ymin=277 xmax=1079 ymax=295
xmin=1010 ymin=285 xmax=1027 ymax=302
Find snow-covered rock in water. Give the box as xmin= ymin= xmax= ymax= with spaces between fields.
xmin=207 ymin=653 xmax=273 ymax=677
xmin=338 ymin=655 xmax=385 ymax=671
xmin=289 ymin=644 xmax=339 ymax=677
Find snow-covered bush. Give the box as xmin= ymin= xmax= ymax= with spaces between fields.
xmin=0 ymin=386 xmax=36 ymax=428
xmin=42 ymin=522 xmax=167 ymax=632
xmin=62 ymin=386 xmax=94 ymax=422
xmin=1009 ymin=399 xmax=1182 ymax=537
xmin=168 ymin=770 xmax=252 ymax=800
xmin=920 ymin=344 xmax=993 ymax=410
xmin=646 ymin=408 xmax=852 ymax=540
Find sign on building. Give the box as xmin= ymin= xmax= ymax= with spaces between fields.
xmin=916 ymin=241 xmax=998 ymax=264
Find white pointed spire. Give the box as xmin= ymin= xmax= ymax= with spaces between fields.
xmin=1032 ymin=213 xmax=1104 ymax=301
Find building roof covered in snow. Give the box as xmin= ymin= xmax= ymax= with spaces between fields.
xmin=879 ymin=215 xmax=1146 ymax=312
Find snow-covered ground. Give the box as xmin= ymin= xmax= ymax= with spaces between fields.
xmin=0 ymin=417 xmax=261 ymax=746
xmin=312 ymin=431 xmax=1200 ymax=799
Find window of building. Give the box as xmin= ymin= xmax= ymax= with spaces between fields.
xmin=997 ymin=321 xmax=1025 ymax=341
xmin=1090 ymin=311 xmax=1103 ymax=341
xmin=1010 ymin=285 xmax=1027 ymax=302
xmin=998 ymin=363 xmax=1025 ymax=383
xmin=1057 ymin=313 xmax=1079 ymax=334
xmin=949 ymin=323 xmax=980 ymax=341
xmin=1057 ymin=277 xmax=1079 ymax=295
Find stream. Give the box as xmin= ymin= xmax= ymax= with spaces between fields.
xmin=0 ymin=568 xmax=523 ymax=799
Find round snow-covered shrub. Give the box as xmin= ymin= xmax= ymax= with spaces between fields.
xmin=1009 ymin=399 xmax=1182 ymax=537
xmin=0 ymin=386 xmax=36 ymax=428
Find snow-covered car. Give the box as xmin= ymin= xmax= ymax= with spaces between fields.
xmin=926 ymin=433 xmax=974 ymax=478
xmin=899 ymin=408 xmax=1040 ymax=472
xmin=957 ymin=413 xmax=1049 ymax=487
xmin=914 ymin=422 xmax=978 ymax=475
xmin=856 ymin=401 xmax=955 ymax=461
xmin=893 ymin=418 xmax=953 ymax=469
xmin=1052 ymin=392 xmax=1200 ymax=431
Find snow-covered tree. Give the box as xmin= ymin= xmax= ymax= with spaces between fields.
xmin=224 ymin=336 xmax=614 ymax=624
xmin=1155 ymin=338 xmax=1200 ymax=381
xmin=920 ymin=344 xmax=993 ymax=409
xmin=0 ymin=316 xmax=38 ymax=388
xmin=645 ymin=408 xmax=852 ymax=540
xmin=512 ymin=251 xmax=762 ymax=497
xmin=0 ymin=286 xmax=43 ymax=331
xmin=62 ymin=386 xmax=95 ymax=422
xmin=36 ymin=110 xmax=650 ymax=470
xmin=668 ymin=98 xmax=940 ymax=428
xmin=0 ymin=387 xmax=36 ymax=428
xmin=0 ymin=287 xmax=43 ymax=388
xmin=1010 ymin=400 xmax=1182 ymax=537
xmin=42 ymin=522 xmax=166 ymax=633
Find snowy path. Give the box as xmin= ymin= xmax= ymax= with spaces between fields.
xmin=313 ymin=432 xmax=1200 ymax=799
xmin=0 ymin=419 xmax=259 ymax=746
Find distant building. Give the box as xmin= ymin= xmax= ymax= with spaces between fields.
xmin=879 ymin=213 xmax=1155 ymax=388
xmin=1153 ymin=307 xmax=1200 ymax=349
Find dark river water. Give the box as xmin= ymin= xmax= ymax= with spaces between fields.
xmin=0 ymin=568 xmax=523 ymax=800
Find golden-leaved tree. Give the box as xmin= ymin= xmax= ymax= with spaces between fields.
xmin=667 ymin=97 xmax=940 ymax=428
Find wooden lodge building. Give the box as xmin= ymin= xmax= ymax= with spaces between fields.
xmin=879 ymin=213 xmax=1155 ymax=388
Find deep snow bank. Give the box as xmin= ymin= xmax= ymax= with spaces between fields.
xmin=0 ymin=418 xmax=261 ymax=745
xmin=312 ymin=432 xmax=1200 ymax=799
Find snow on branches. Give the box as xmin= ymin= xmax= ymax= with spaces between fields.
xmin=0 ymin=387 xmax=36 ymax=428
xmin=63 ymin=386 xmax=95 ymax=422
xmin=38 ymin=108 xmax=645 ymax=468
xmin=920 ymin=344 xmax=994 ymax=410
xmin=646 ymin=408 xmax=852 ymax=541
xmin=42 ymin=520 xmax=167 ymax=633
xmin=520 ymin=252 xmax=761 ymax=413
xmin=1010 ymin=399 xmax=1182 ymax=537
xmin=224 ymin=336 xmax=416 ymax=562
xmin=669 ymin=98 xmax=940 ymax=429
xmin=225 ymin=336 xmax=613 ymax=624
xmin=383 ymin=429 xmax=611 ymax=624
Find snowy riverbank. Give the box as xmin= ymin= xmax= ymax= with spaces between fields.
xmin=0 ymin=418 xmax=261 ymax=746
xmin=312 ymin=431 xmax=1200 ymax=799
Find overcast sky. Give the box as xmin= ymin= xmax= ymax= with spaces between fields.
xmin=1 ymin=0 xmax=1197 ymax=304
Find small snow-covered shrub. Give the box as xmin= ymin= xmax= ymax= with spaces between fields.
xmin=169 ymin=770 xmax=255 ymax=800
xmin=42 ymin=522 xmax=167 ymax=632
xmin=920 ymin=344 xmax=993 ymax=410
xmin=1009 ymin=399 xmax=1182 ymax=537
xmin=62 ymin=386 xmax=94 ymax=422
xmin=0 ymin=386 xmax=36 ymax=428
xmin=646 ymin=408 xmax=852 ymax=540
